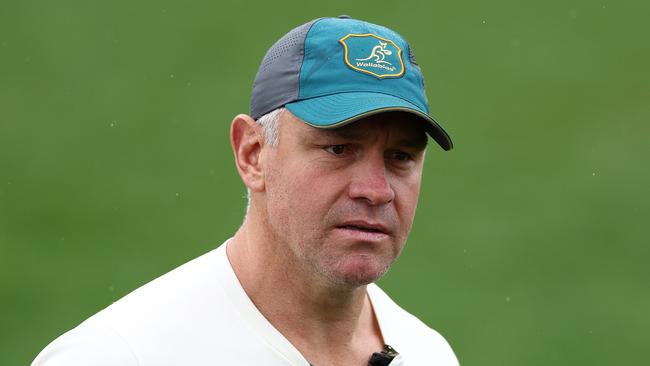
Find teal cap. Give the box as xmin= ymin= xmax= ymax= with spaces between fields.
xmin=250 ymin=16 xmax=453 ymax=150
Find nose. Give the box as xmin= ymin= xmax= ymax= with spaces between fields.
xmin=347 ymin=155 xmax=395 ymax=205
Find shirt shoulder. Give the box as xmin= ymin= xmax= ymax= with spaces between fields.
xmin=367 ymin=283 xmax=459 ymax=366
xmin=31 ymin=321 xmax=139 ymax=366
xmin=32 ymin=245 xmax=230 ymax=365
xmin=32 ymin=242 xmax=303 ymax=365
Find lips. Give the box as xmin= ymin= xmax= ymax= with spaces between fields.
xmin=336 ymin=221 xmax=390 ymax=235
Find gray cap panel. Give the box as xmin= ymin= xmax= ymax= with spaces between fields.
xmin=250 ymin=19 xmax=321 ymax=119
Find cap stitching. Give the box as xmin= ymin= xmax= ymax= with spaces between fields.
xmin=297 ymin=18 xmax=325 ymax=102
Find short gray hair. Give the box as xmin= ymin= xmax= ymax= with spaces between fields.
xmin=245 ymin=107 xmax=285 ymax=214
xmin=256 ymin=107 xmax=285 ymax=146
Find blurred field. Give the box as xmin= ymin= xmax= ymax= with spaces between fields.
xmin=1 ymin=0 xmax=649 ymax=365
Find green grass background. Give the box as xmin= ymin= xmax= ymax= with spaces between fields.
xmin=1 ymin=0 xmax=649 ymax=364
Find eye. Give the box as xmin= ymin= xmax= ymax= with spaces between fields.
xmin=323 ymin=145 xmax=347 ymax=155
xmin=388 ymin=150 xmax=412 ymax=161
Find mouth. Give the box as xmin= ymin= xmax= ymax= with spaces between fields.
xmin=338 ymin=224 xmax=386 ymax=234
xmin=335 ymin=221 xmax=390 ymax=237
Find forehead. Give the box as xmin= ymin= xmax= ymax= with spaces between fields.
xmin=285 ymin=111 xmax=429 ymax=148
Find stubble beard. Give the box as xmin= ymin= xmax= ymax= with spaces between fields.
xmin=291 ymin=230 xmax=404 ymax=289
xmin=263 ymin=179 xmax=406 ymax=288
xmin=271 ymin=209 xmax=406 ymax=289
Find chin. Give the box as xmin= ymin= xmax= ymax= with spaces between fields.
xmin=327 ymin=257 xmax=392 ymax=287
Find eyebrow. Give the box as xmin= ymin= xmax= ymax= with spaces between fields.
xmin=328 ymin=128 xmax=367 ymax=140
xmin=397 ymin=135 xmax=428 ymax=151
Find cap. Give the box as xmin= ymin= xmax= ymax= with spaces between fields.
xmin=250 ymin=16 xmax=453 ymax=150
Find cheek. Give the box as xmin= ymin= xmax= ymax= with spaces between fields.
xmin=394 ymin=174 xmax=422 ymax=235
xmin=264 ymin=159 xmax=334 ymax=236
xmin=268 ymin=162 xmax=315 ymax=207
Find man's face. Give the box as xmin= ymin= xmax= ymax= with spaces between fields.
xmin=261 ymin=111 xmax=428 ymax=287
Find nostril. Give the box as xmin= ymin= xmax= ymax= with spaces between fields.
xmin=348 ymin=178 xmax=394 ymax=205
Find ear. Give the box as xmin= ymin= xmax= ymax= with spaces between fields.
xmin=230 ymin=114 xmax=266 ymax=192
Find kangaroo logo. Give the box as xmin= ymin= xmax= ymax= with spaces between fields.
xmin=356 ymin=41 xmax=394 ymax=65
xmin=339 ymin=33 xmax=405 ymax=79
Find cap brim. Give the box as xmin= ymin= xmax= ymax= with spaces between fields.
xmin=285 ymin=92 xmax=453 ymax=151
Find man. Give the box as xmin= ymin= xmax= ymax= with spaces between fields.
xmin=33 ymin=16 xmax=458 ymax=365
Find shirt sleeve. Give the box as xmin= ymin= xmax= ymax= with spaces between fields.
xmin=31 ymin=323 xmax=139 ymax=366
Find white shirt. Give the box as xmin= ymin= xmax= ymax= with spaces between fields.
xmin=33 ymin=240 xmax=459 ymax=365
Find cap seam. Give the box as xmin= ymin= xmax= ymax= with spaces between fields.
xmin=297 ymin=18 xmax=326 ymax=102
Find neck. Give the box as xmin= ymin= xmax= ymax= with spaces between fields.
xmin=226 ymin=209 xmax=383 ymax=361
